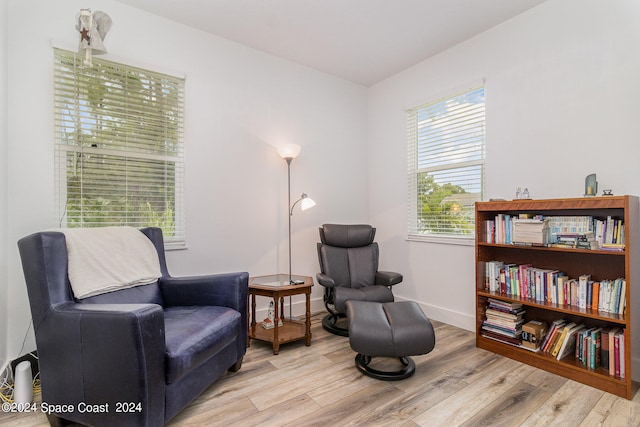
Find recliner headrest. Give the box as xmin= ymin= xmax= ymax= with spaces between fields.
xmin=319 ymin=224 xmax=376 ymax=248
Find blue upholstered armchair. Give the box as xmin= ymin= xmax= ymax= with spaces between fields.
xmin=17 ymin=227 xmax=248 ymax=427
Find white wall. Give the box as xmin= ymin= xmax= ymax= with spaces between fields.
xmin=3 ymin=0 xmax=368 ymax=363
xmin=368 ymin=0 xmax=640 ymax=377
xmin=1 ymin=0 xmax=9 ymax=371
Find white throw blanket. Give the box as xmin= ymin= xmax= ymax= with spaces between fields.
xmin=61 ymin=226 xmax=162 ymax=299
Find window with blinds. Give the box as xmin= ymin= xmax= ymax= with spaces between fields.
xmin=407 ymin=86 xmax=485 ymax=241
xmin=53 ymin=48 xmax=185 ymax=247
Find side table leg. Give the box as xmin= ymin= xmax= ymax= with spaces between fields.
xmin=249 ymin=293 xmax=256 ymax=347
xmin=273 ymin=296 xmax=280 ymax=355
xmin=305 ymin=290 xmax=311 ymax=346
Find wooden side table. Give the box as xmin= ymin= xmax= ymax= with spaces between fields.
xmin=248 ymin=274 xmax=313 ymax=354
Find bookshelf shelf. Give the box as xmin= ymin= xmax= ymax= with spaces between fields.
xmin=477 ymin=241 xmax=626 ymax=256
xmin=477 ymin=290 xmax=627 ymax=324
xmin=475 ymin=196 xmax=638 ymax=399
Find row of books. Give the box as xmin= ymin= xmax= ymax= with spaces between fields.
xmin=484 ymin=214 xmax=625 ymax=250
xmin=484 ymin=261 xmax=627 ymax=315
xmin=480 ymin=299 xmax=524 ymax=346
xmin=484 ymin=214 xmax=547 ymax=246
xmin=541 ymin=320 xmax=626 ymax=379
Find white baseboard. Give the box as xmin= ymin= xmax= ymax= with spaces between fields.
xmin=252 ymin=297 xmax=325 ymax=320
xmin=394 ymin=296 xmax=475 ymax=332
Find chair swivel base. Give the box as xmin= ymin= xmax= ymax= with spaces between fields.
xmin=354 ymin=354 xmax=416 ymax=381
xmin=322 ymin=313 xmax=349 ymax=337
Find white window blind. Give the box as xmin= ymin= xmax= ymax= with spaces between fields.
xmin=53 ymin=48 xmax=185 ymax=247
xmin=407 ymin=86 xmax=485 ymax=241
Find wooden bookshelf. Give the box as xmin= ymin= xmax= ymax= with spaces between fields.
xmin=475 ymin=196 xmax=638 ymax=399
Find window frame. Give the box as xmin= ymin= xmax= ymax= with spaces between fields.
xmin=407 ymin=85 xmax=486 ymax=245
xmin=53 ymin=48 xmax=186 ymax=249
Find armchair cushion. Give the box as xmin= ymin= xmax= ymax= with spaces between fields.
xmin=320 ymin=223 xmax=376 ymax=248
xmin=164 ymin=306 xmax=241 ymax=384
xmin=334 ymin=286 xmax=394 ymax=313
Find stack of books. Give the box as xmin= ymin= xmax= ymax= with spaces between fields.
xmin=551 ymin=232 xmax=598 ymax=250
xmin=512 ymin=217 xmax=548 ymax=245
xmin=481 ymin=298 xmax=525 ymax=345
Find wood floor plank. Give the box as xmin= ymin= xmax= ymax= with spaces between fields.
xmin=518 ymin=380 xmax=605 ymax=427
xmin=170 ymin=394 xmax=257 ymax=427
xmin=579 ymin=392 xmax=640 ymax=427
xmin=410 ymin=358 xmax=537 ymax=426
xmin=305 ymin=363 xmax=378 ymax=407
xmin=248 ymin=356 xmax=354 ymax=411
xmin=337 ymin=371 xmax=471 ymax=425
xmin=459 ymin=380 xmax=558 ymax=427
xmin=282 ymin=381 xmax=403 ymax=427
xmin=221 ymin=393 xmax=321 ymax=427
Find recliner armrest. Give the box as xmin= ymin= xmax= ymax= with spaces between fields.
xmin=160 ymin=272 xmax=249 ymax=311
xmin=376 ymin=271 xmax=403 ymax=287
xmin=316 ymin=273 xmax=336 ymax=288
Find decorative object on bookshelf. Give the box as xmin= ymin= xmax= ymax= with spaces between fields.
xmin=584 ymin=173 xmax=597 ymax=197
xmin=475 ymin=196 xmax=638 ymax=399
xmin=515 ymin=187 xmax=530 ymax=200
xmin=521 ymin=320 xmax=548 ymax=350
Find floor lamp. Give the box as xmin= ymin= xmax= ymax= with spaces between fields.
xmin=277 ymin=144 xmax=316 ymax=318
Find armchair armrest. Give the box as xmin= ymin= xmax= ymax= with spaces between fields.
xmin=159 ymin=271 xmax=249 ymax=311
xmin=39 ymin=302 xmax=165 ymax=427
xmin=376 ymin=271 xmax=403 ymax=287
xmin=160 ymin=272 xmax=249 ymax=365
xmin=316 ymin=273 xmax=336 ymax=288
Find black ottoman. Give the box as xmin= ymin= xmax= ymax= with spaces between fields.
xmin=346 ymin=300 xmax=436 ymax=380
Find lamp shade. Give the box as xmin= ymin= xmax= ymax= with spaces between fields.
xmin=277 ymin=144 xmax=301 ymax=160
xmin=290 ymin=193 xmax=316 ymax=215
xmin=301 ymin=196 xmax=316 ymax=211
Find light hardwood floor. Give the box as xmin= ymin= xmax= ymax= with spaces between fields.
xmin=3 ymin=313 xmax=640 ymax=426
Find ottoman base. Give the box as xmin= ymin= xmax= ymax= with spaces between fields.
xmin=354 ymin=354 xmax=416 ymax=381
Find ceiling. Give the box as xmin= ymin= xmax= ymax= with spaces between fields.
xmin=115 ymin=0 xmax=546 ymax=87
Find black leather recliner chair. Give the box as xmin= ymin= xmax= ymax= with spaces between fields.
xmin=316 ymin=224 xmax=402 ymax=336
xmin=17 ymin=227 xmax=248 ymax=427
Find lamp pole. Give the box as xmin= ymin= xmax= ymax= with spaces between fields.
xmin=286 ymin=157 xmax=293 ymax=285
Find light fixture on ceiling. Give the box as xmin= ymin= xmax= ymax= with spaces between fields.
xmin=76 ymin=9 xmax=112 ymax=66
